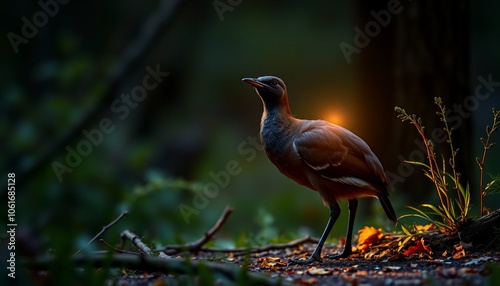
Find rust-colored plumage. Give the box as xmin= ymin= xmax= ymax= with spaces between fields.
xmin=243 ymin=76 xmax=396 ymax=264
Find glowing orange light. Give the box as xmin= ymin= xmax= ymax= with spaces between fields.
xmin=323 ymin=110 xmax=345 ymax=126
xmin=312 ymin=86 xmax=352 ymax=127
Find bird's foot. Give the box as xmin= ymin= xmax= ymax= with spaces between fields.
xmin=289 ymin=253 xmax=322 ymax=265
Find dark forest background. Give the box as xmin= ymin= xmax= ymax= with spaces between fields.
xmin=1 ymin=0 xmax=500 ymax=283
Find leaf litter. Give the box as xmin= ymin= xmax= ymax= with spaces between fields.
xmin=237 ymin=224 xmax=500 ymax=285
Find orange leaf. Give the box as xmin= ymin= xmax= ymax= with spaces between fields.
xmin=403 ymin=238 xmax=433 ymax=256
xmin=452 ymin=244 xmax=466 ymax=259
xmin=357 ymin=226 xmax=383 ymax=251
xmin=258 ymin=257 xmax=286 ymax=269
xmin=266 ymin=257 xmax=281 ymax=262
xmin=415 ymin=223 xmax=434 ymax=232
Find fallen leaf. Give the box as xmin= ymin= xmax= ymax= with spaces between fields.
xmin=403 ymin=238 xmax=433 ymax=256
xmin=344 ymin=266 xmax=357 ymax=273
xmin=266 ymin=257 xmax=281 ymax=262
xmin=363 ymin=249 xmax=380 ymax=259
xmin=306 ymin=267 xmax=333 ymax=275
xmin=258 ymin=257 xmax=287 ymax=269
xmin=452 ymin=244 xmax=466 ymax=259
xmin=357 ymin=226 xmax=383 ymax=251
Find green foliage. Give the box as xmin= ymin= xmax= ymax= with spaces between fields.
xmin=232 ymin=208 xmax=296 ymax=248
xmin=397 ymin=225 xmax=415 ymax=252
xmin=119 ymin=176 xmax=210 ymax=243
xmin=253 ymin=208 xmax=279 ymax=245
xmin=395 ymin=98 xmax=498 ymax=231
xmin=485 ymin=173 xmax=500 ymax=195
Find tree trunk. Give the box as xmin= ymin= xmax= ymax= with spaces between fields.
xmin=393 ymin=0 xmax=472 ymax=203
xmin=353 ymin=0 xmax=471 ymax=224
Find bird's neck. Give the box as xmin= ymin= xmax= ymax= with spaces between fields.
xmin=261 ymin=100 xmax=293 ymax=127
xmin=261 ymin=95 xmax=292 ymax=120
xmin=260 ymin=100 xmax=296 ymax=150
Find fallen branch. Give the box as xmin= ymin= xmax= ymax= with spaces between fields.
xmin=154 ymin=205 xmax=233 ymax=254
xmin=74 ymin=211 xmax=128 ymax=256
xmin=199 ymin=236 xmax=320 ymax=256
xmin=22 ymin=253 xmax=292 ymax=286
xmin=382 ymin=209 xmax=500 ymax=254
xmin=121 ymin=230 xmax=170 ymax=258
xmin=99 ymin=239 xmax=139 ymax=255
xmin=153 ymin=205 xmax=317 ymax=256
xmin=427 ymin=209 xmax=500 ymax=250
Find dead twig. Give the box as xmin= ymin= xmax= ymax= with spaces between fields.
xmin=99 ymin=239 xmax=140 ymax=255
xmin=153 ymin=205 xmax=317 ymax=256
xmin=121 ymin=230 xmax=170 ymax=258
xmin=154 ymin=205 xmax=233 ymax=254
xmin=74 ymin=211 xmax=128 ymax=256
xmin=199 ymin=236 xmax=320 ymax=256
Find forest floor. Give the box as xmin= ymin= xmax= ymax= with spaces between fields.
xmin=108 ymin=208 xmax=500 ymax=285
xmin=112 ymin=243 xmax=500 ymax=285
xmin=238 ymin=244 xmax=500 ymax=285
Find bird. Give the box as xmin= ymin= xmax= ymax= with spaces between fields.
xmin=242 ymin=75 xmax=397 ymax=264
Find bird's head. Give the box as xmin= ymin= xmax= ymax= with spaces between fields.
xmin=242 ymin=76 xmax=289 ymax=111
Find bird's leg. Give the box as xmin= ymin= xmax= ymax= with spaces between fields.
xmin=290 ymin=201 xmax=341 ymax=264
xmin=328 ymin=198 xmax=358 ymax=259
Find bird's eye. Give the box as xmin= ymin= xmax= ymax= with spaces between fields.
xmin=271 ymin=80 xmax=278 ymax=86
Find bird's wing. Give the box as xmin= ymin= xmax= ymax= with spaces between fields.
xmin=293 ymin=121 xmax=387 ymax=191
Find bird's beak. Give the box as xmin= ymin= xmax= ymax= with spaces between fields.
xmin=242 ymin=78 xmax=264 ymax=88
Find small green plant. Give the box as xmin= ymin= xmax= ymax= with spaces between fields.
xmin=395 ymin=98 xmax=499 ymax=231
xmin=476 ymin=108 xmax=500 ymax=216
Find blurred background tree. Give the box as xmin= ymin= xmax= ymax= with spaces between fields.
xmin=1 ymin=0 xmax=500 ymax=282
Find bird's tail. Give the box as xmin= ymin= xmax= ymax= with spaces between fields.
xmin=377 ymin=193 xmax=397 ymax=223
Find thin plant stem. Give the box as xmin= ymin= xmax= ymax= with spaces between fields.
xmin=435 ymin=98 xmax=464 ymax=220
xmin=477 ymin=108 xmax=500 ymax=217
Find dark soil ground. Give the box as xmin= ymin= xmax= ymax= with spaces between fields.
xmin=112 ymin=243 xmax=500 ymax=285
xmin=241 ymin=244 xmax=499 ymax=285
